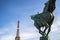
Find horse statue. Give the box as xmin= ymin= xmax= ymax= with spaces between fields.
xmin=31 ymin=0 xmax=56 ymax=37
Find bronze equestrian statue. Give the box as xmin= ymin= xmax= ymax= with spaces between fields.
xmin=31 ymin=0 xmax=56 ymax=37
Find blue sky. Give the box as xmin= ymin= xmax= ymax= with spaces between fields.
xmin=0 ymin=0 xmax=60 ymax=40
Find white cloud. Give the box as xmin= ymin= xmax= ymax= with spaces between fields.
xmin=0 ymin=35 xmax=15 ymax=40
xmin=0 ymin=21 xmax=39 ymax=40
xmin=20 ymin=32 xmax=40 ymax=40
xmin=0 ymin=16 xmax=60 ymax=40
xmin=51 ymin=17 xmax=60 ymax=32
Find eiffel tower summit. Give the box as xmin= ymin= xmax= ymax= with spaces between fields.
xmin=15 ymin=20 xmax=20 ymax=40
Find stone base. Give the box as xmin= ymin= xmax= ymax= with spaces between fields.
xmin=40 ymin=36 xmax=50 ymax=40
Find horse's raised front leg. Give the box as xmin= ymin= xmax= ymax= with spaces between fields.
xmin=46 ymin=26 xmax=51 ymax=37
xmin=34 ymin=22 xmax=43 ymax=35
xmin=39 ymin=27 xmax=46 ymax=36
xmin=43 ymin=26 xmax=47 ymax=33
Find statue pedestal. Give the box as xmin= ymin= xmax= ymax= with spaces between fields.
xmin=40 ymin=36 xmax=50 ymax=40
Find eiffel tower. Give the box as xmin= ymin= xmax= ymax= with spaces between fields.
xmin=15 ymin=20 xmax=20 ymax=40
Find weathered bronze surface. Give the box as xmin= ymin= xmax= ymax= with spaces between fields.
xmin=31 ymin=0 xmax=56 ymax=40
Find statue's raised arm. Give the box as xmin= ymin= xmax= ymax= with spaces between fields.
xmin=43 ymin=0 xmax=56 ymax=13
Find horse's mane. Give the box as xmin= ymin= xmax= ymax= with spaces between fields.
xmin=43 ymin=0 xmax=56 ymax=13
xmin=47 ymin=0 xmax=56 ymax=13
